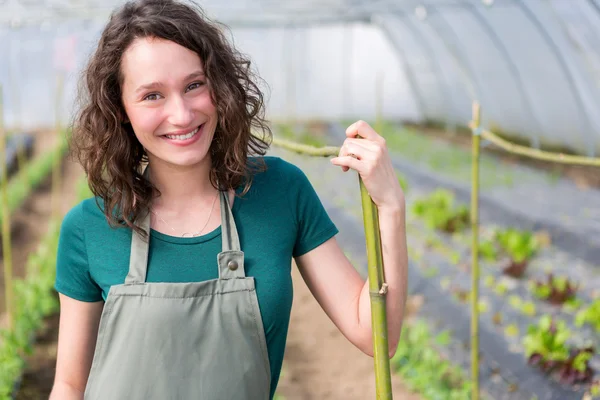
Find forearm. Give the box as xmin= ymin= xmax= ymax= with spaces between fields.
xmin=49 ymin=381 xmax=85 ymax=400
xmin=357 ymin=200 xmax=408 ymax=356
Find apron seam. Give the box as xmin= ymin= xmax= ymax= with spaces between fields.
xmin=108 ymin=288 xmax=255 ymax=299
xmin=247 ymin=289 xmax=271 ymax=383
xmin=85 ymin=299 xmax=115 ymax=397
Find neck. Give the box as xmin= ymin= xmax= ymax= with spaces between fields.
xmin=147 ymin=155 xmax=217 ymax=212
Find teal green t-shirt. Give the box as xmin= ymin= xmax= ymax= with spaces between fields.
xmin=54 ymin=156 xmax=339 ymax=399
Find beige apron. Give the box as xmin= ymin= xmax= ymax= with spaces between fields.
xmin=84 ymin=190 xmax=271 ymax=399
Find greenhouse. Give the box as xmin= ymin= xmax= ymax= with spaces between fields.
xmin=0 ymin=0 xmax=599 ymax=399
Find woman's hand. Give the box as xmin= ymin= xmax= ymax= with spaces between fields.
xmin=330 ymin=120 xmax=405 ymax=212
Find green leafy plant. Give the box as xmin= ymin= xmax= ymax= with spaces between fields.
xmin=576 ymin=299 xmax=600 ymax=333
xmin=586 ymin=380 xmax=600 ymax=398
xmin=480 ymin=228 xmax=539 ymax=277
xmin=508 ymin=296 xmax=537 ymax=316
xmin=411 ymin=189 xmax=469 ymax=233
xmin=0 ymin=220 xmax=61 ymax=398
xmin=391 ymin=319 xmax=473 ymax=400
xmin=530 ymin=274 xmax=578 ymax=305
xmin=524 ymin=316 xmax=594 ymax=385
xmin=0 ymin=173 xmax=88 ymax=399
xmin=0 ymin=139 xmax=67 ymax=228
xmin=479 ymin=240 xmax=498 ymax=262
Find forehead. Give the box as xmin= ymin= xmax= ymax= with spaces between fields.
xmin=121 ymin=37 xmax=204 ymax=87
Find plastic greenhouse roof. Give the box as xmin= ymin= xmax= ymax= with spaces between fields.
xmin=1 ymin=0 xmax=599 ymax=155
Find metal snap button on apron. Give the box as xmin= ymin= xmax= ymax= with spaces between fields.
xmin=84 ymin=176 xmax=271 ymax=400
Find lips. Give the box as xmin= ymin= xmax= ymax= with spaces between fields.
xmin=163 ymin=124 xmax=202 ymax=140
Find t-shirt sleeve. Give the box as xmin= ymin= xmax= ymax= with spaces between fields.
xmin=54 ymin=202 xmax=103 ymax=302
xmin=283 ymin=161 xmax=339 ymax=258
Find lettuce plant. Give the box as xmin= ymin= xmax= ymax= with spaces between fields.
xmin=576 ymin=299 xmax=600 ymax=333
xmin=524 ymin=316 xmax=594 ymax=385
xmin=411 ymin=189 xmax=469 ymax=233
xmin=531 ymin=274 xmax=578 ymax=305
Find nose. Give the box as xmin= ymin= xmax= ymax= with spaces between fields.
xmin=166 ymin=95 xmax=194 ymax=128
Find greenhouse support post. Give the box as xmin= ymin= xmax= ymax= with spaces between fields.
xmin=52 ymin=73 xmax=64 ymax=221
xmin=0 ymin=85 xmax=14 ymax=329
xmin=470 ymin=102 xmax=481 ymax=400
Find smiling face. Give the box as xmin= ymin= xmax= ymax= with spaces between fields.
xmin=120 ymin=36 xmax=218 ymax=171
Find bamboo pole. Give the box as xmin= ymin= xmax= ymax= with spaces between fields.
xmin=360 ymin=177 xmax=392 ymax=399
xmin=476 ymin=128 xmax=600 ymax=167
xmin=470 ymin=102 xmax=481 ymax=400
xmin=371 ymin=69 xmax=393 ymax=399
xmin=376 ymin=71 xmax=384 ymax=134
xmin=0 ymin=85 xmax=14 ymax=329
xmin=16 ymin=140 xmax=29 ymax=193
xmin=52 ymin=73 xmax=64 ymax=221
xmin=270 ymin=137 xmax=393 ymax=399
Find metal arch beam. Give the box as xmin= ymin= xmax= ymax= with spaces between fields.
xmin=514 ymin=0 xmax=596 ymax=156
xmin=372 ymin=14 xmax=428 ymax=122
xmin=416 ymin=5 xmax=484 ymax=106
xmin=587 ymin=0 xmax=600 ymax=15
xmin=399 ymin=13 xmax=460 ymax=131
xmin=468 ymin=3 xmax=543 ymax=149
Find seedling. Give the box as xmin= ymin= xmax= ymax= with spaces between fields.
xmin=509 ymin=296 xmax=536 ymax=316
xmin=505 ymin=324 xmax=519 ymax=337
xmin=479 ymin=240 xmax=498 ymax=262
xmin=485 ymin=228 xmax=540 ymax=277
xmin=411 ymin=189 xmax=469 ymax=234
xmin=531 ymin=274 xmax=578 ymax=305
xmin=524 ymin=316 xmax=594 ymax=385
xmin=576 ymin=299 xmax=600 ymax=333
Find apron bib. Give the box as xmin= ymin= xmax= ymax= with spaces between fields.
xmin=84 ymin=190 xmax=271 ymax=399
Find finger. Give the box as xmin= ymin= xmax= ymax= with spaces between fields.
xmin=336 ymin=142 xmax=361 ymax=172
xmin=344 ymin=137 xmax=382 ymax=153
xmin=330 ymin=154 xmax=361 ymax=172
xmin=341 ymin=142 xmax=376 ymax=162
xmin=346 ymin=120 xmax=385 ymax=144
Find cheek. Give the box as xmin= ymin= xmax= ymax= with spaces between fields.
xmin=195 ymin=93 xmax=217 ymax=117
xmin=128 ymin=108 xmax=163 ymax=139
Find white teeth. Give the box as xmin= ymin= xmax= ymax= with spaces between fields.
xmin=165 ymin=126 xmax=200 ymax=140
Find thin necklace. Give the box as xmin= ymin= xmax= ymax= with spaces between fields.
xmin=151 ymin=190 xmax=219 ymax=237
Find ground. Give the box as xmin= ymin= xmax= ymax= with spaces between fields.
xmin=276 ymin=265 xmax=421 ymax=400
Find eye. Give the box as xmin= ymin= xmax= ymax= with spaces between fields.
xmin=186 ymin=81 xmax=204 ymax=92
xmin=143 ymin=93 xmax=162 ymax=101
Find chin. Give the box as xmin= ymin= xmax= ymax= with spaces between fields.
xmin=168 ymin=154 xmax=211 ymax=169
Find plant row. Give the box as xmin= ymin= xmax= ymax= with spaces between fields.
xmin=409 ymin=188 xmax=599 ymax=388
xmin=391 ymin=318 xmax=474 ymax=400
xmin=0 ymin=135 xmax=68 ymax=229
xmin=0 ymin=176 xmax=90 ymax=400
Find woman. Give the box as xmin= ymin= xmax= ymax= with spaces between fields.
xmin=50 ymin=0 xmax=408 ymax=399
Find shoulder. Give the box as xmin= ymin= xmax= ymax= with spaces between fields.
xmin=250 ymin=156 xmax=309 ymax=186
xmin=60 ymin=196 xmax=107 ymax=233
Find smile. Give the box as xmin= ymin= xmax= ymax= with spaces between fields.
xmin=164 ymin=125 xmax=201 ymax=140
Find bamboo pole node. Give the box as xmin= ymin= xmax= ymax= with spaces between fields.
xmin=379 ymin=283 xmax=389 ymax=295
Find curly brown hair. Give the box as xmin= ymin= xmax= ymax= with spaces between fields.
xmin=70 ymin=0 xmax=271 ymax=235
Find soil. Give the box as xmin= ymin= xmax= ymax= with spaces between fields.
xmin=275 ymin=265 xmax=421 ymax=400
xmin=404 ymin=124 xmax=600 ymax=190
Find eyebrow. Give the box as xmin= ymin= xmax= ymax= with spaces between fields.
xmin=134 ymin=71 xmax=206 ymax=94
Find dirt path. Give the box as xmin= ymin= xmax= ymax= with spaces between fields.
xmin=276 ymin=265 xmax=421 ymax=400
